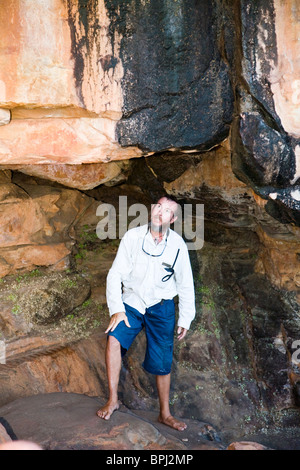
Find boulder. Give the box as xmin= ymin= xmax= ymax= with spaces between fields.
xmin=0 ymin=332 xmax=109 ymax=407
xmin=9 ymin=273 xmax=91 ymax=326
xmin=227 ymin=441 xmax=270 ymax=451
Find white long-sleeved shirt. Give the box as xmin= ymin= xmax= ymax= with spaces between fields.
xmin=106 ymin=224 xmax=196 ymax=330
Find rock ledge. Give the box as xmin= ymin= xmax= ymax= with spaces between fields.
xmin=0 ymin=393 xmax=224 ymax=451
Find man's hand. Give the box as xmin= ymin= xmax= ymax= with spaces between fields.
xmin=177 ymin=326 xmax=187 ymax=341
xmin=105 ymin=311 xmax=131 ymax=334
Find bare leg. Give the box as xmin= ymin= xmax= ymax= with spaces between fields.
xmin=156 ymin=374 xmax=187 ymax=431
xmin=97 ymin=336 xmax=122 ymax=420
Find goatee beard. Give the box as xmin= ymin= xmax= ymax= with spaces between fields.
xmin=150 ymin=221 xmax=170 ymax=234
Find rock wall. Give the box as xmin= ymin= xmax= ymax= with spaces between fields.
xmin=232 ymin=0 xmax=300 ymax=225
xmin=0 ymin=0 xmax=299 ymax=445
xmin=0 ymin=171 xmax=97 ymax=277
xmin=119 ymin=141 xmax=300 ymax=436
xmin=0 ymin=0 xmax=233 ymax=164
xmin=0 ymin=0 xmax=298 ymax=222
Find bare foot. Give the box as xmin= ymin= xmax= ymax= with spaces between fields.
xmin=158 ymin=414 xmax=187 ymax=432
xmin=96 ymin=400 xmax=120 ymax=421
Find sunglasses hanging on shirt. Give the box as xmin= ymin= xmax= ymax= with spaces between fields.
xmin=142 ymin=228 xmax=169 ymax=257
xmin=141 ymin=227 xmax=180 ymax=282
xmin=161 ymin=248 xmax=180 ymax=282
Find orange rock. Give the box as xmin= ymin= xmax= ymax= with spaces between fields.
xmin=270 ymin=0 xmax=300 ymax=138
xmin=0 ymin=0 xmax=143 ymax=166
xmin=0 ymin=180 xmax=94 ymax=276
xmin=227 ymin=441 xmax=269 ymax=451
xmin=0 ymin=0 xmax=123 ymax=115
xmin=0 ymin=333 xmax=108 ymax=407
xmin=0 ymin=118 xmax=142 ymax=165
xmin=0 ymin=244 xmax=70 ymax=278
xmin=164 ymin=140 xmax=248 ymax=195
xmin=0 ymin=161 xmax=125 ymax=190
xmin=255 ymin=225 xmax=300 ymax=293
xmin=0 ymin=0 xmax=76 ymax=110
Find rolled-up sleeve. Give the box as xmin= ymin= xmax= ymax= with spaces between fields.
xmin=106 ymin=231 xmax=133 ymax=316
xmin=174 ymin=244 xmax=196 ymax=330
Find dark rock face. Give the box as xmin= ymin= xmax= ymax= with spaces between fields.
xmin=237 ymin=113 xmax=294 ymax=187
xmin=240 ymin=0 xmax=279 ymax=118
xmin=66 ymin=0 xmax=102 ymax=106
xmin=231 ymin=0 xmax=300 ymax=226
xmin=104 ymin=0 xmax=234 ymax=151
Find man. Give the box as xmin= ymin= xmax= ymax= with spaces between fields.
xmin=97 ymin=196 xmax=196 ymax=431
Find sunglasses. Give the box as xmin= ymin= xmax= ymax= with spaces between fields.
xmin=141 ymin=229 xmax=180 ymax=282
xmin=142 ymin=228 xmax=169 ymax=257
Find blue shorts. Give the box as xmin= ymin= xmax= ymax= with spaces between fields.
xmin=108 ymin=300 xmax=176 ymax=376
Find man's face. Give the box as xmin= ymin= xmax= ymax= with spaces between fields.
xmin=151 ymin=197 xmax=178 ymax=230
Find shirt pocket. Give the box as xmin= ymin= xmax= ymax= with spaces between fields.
xmin=155 ymin=261 xmax=174 ymax=288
